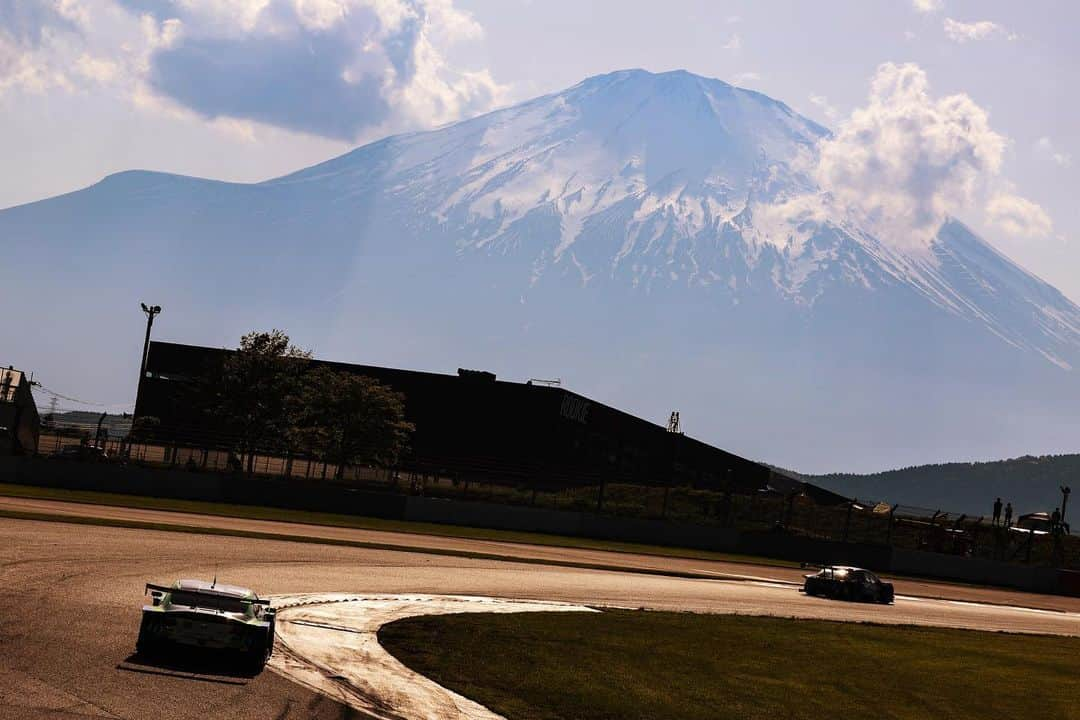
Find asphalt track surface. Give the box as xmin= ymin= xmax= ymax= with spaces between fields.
xmin=2 ymin=497 xmax=1079 ymax=719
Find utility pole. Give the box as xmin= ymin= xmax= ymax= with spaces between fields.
xmin=1061 ymin=486 xmax=1071 ymax=524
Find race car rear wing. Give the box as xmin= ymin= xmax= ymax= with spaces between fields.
xmin=144 ymin=583 xmax=271 ymax=605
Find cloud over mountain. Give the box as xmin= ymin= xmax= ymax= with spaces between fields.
xmin=796 ymin=63 xmax=1048 ymax=250
xmin=138 ymin=0 xmax=504 ymax=140
xmin=0 ymin=0 xmax=504 ymax=141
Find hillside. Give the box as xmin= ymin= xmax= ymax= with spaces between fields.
xmin=808 ymin=454 xmax=1079 ymax=516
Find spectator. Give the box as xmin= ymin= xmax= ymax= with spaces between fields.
xmin=1051 ymin=507 xmax=1062 ymax=533
xmin=992 ymin=497 xmax=1003 ymax=526
xmin=1004 ymin=502 xmax=1013 ymax=527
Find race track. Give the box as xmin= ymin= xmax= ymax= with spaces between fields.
xmin=2 ymin=498 xmax=1079 ymax=719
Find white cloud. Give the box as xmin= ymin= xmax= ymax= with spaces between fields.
xmin=731 ymin=71 xmax=759 ymax=86
xmin=75 ymin=53 xmax=118 ymax=82
xmin=912 ymin=0 xmax=942 ymax=13
xmin=986 ymin=193 xmax=1053 ymax=238
xmin=810 ymin=62 xmax=1008 ymax=248
xmin=721 ymin=34 xmax=741 ymax=52
xmin=0 ymin=0 xmax=83 ymax=95
xmin=0 ymin=0 xmax=505 ymax=142
xmin=1036 ymin=137 xmax=1073 ymax=168
xmin=808 ymin=93 xmax=839 ymax=122
xmin=130 ymin=0 xmax=507 ymax=140
xmin=943 ymin=18 xmax=1012 ymax=43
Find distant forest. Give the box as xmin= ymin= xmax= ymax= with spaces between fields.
xmin=805 ymin=455 xmax=1078 ymax=517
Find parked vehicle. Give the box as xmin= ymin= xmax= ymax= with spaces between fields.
xmin=801 ymin=565 xmax=894 ymax=604
xmin=1011 ymin=512 xmax=1052 ymax=535
xmin=137 ymin=579 xmax=276 ymax=671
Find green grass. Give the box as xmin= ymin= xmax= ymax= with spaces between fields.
xmin=379 ymin=610 xmax=1080 ymax=720
xmin=0 ymin=482 xmax=795 ymax=568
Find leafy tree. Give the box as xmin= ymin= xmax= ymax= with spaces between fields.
xmin=212 ymin=330 xmax=311 ymax=474
xmin=292 ymin=366 xmax=414 ymax=480
xmin=128 ymin=415 xmax=160 ymax=441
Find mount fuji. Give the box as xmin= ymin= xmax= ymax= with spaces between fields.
xmin=4 ymin=69 xmax=1079 ymax=471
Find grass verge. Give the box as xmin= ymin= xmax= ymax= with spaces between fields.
xmin=0 ymin=482 xmax=794 ymax=568
xmin=379 ymin=610 xmax=1080 ymax=720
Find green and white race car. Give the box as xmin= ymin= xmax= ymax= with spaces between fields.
xmin=136 ymin=579 xmax=276 ymax=670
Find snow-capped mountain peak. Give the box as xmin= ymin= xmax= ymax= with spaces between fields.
xmin=270 ymin=70 xmax=1080 ymax=372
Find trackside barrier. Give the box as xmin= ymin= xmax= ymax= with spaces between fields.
xmin=403 ymin=497 xmax=583 ymax=536
xmin=2 ymin=456 xmax=1077 ymax=596
xmin=1058 ymin=570 xmax=1080 ymax=596
xmin=0 ymin=456 xmax=406 ymax=519
xmin=736 ymin=533 xmax=893 ymax=572
xmin=890 ymin=548 xmax=1061 ymax=593
xmin=403 ymin=497 xmax=743 ymax=551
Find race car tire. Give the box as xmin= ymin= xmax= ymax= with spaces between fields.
xmin=136 ymin=619 xmax=162 ymax=657
xmin=243 ymin=647 xmax=269 ymax=673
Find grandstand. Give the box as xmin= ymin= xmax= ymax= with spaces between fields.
xmin=134 ymin=341 xmax=781 ymax=494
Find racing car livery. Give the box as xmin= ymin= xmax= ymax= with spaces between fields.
xmin=802 ymin=565 xmax=894 ymax=604
xmin=136 ymin=579 xmax=276 ymax=669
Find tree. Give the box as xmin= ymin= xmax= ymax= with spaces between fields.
xmin=292 ymin=366 xmax=413 ymax=480
xmin=211 ymin=330 xmax=311 ymax=475
xmin=128 ymin=415 xmax=161 ymax=441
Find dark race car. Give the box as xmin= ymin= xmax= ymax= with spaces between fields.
xmin=136 ymin=579 xmax=277 ymax=670
xmin=801 ymin=565 xmax=894 ymax=604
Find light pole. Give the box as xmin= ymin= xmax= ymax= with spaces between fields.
xmin=139 ymin=303 xmax=162 ymax=381
xmin=1061 ymin=486 xmax=1071 ymax=525
xmin=138 ymin=303 xmax=162 ymax=400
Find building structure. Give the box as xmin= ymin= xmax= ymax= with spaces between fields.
xmin=0 ymin=366 xmax=40 ymax=455
xmin=135 ymin=341 xmax=784 ymax=493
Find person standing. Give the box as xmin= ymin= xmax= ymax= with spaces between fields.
xmin=1004 ymin=502 xmax=1013 ymax=527
xmin=993 ymin=497 xmax=1003 ymax=526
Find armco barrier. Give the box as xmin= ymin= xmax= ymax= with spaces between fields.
xmin=404 ymin=496 xmax=583 ymax=536
xmin=1058 ymin=570 xmax=1080 ymax=597
xmin=1 ymin=456 xmax=406 ymax=519
xmin=578 ymin=513 xmax=739 ymax=551
xmin=404 ymin=497 xmax=741 ymax=551
xmin=737 ymin=532 xmax=893 ymax=571
xmin=890 ymin=548 xmax=1061 ymax=593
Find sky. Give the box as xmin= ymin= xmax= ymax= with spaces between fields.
xmin=2 ymin=0 xmax=1077 ymax=300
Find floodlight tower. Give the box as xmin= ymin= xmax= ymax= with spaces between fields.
xmin=138 ymin=303 xmax=162 ymax=387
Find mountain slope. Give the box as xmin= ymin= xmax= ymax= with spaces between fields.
xmin=3 ymin=69 xmax=1079 ymax=471
xmin=808 ymin=454 xmax=1080 ymax=516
